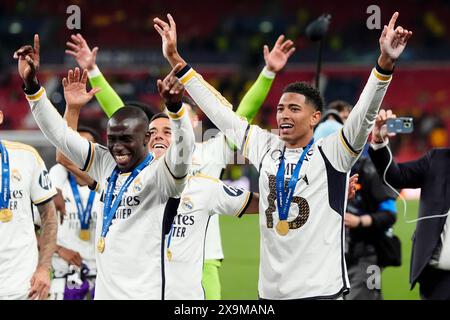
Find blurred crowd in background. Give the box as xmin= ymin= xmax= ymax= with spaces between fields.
xmin=1 ymin=0 xmax=449 ymax=191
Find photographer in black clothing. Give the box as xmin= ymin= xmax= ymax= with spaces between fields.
xmin=344 ymin=153 xmax=399 ymax=300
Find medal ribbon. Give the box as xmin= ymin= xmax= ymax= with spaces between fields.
xmin=275 ymin=139 xmax=314 ymax=222
xmin=0 ymin=142 xmax=10 ymax=210
xmin=68 ymin=173 xmax=96 ymax=230
xmin=101 ymin=153 xmax=153 ymax=238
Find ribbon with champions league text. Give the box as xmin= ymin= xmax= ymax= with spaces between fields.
xmin=275 ymin=138 xmax=313 ymax=236
xmin=0 ymin=142 xmax=12 ymax=223
xmin=97 ymin=153 xmax=153 ymax=253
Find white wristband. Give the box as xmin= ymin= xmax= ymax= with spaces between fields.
xmin=370 ymin=138 xmax=389 ymax=150
xmin=87 ymin=65 xmax=101 ymax=78
xmin=262 ymin=66 xmax=276 ymax=79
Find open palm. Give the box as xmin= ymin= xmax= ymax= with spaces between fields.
xmin=153 ymin=14 xmax=178 ymax=59
xmin=264 ymin=35 xmax=296 ymax=73
xmin=65 ymin=34 xmax=98 ymax=71
xmin=63 ymin=68 xmax=100 ymax=109
xmin=379 ymin=12 xmax=412 ymax=61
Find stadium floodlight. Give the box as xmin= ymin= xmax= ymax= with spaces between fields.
xmin=305 ymin=14 xmax=331 ymax=89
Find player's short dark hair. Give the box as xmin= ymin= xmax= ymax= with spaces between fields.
xmin=150 ymin=112 xmax=169 ymax=123
xmin=124 ymin=101 xmax=155 ymax=121
xmin=77 ymin=125 xmax=100 ymax=143
xmin=110 ymin=106 xmax=150 ymax=128
xmin=328 ymin=100 xmax=352 ymax=113
xmin=282 ymin=82 xmax=324 ymax=113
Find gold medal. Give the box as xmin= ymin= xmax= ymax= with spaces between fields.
xmin=276 ymin=220 xmax=289 ymax=236
xmin=0 ymin=208 xmax=13 ymax=223
xmin=79 ymin=229 xmax=90 ymax=241
xmin=97 ymin=237 xmax=105 ymax=253
xmin=167 ymin=249 xmax=172 ymax=261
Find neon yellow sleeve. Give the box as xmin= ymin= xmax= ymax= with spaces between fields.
xmin=235 ymin=66 xmax=275 ymax=123
xmin=88 ymin=66 xmax=124 ymax=118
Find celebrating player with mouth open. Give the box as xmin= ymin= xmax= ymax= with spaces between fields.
xmin=154 ymin=12 xmax=412 ymax=299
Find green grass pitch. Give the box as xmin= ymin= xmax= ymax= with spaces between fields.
xmin=219 ymin=200 xmax=421 ymax=300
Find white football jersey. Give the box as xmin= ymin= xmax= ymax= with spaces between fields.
xmin=178 ymin=65 xmax=392 ymax=299
xmin=191 ymin=135 xmax=234 ymax=260
xmin=49 ymin=164 xmax=100 ymax=277
xmin=0 ymin=140 xmax=57 ymax=296
xmin=27 ymin=90 xmax=194 ymax=300
xmin=164 ymin=173 xmax=251 ymax=300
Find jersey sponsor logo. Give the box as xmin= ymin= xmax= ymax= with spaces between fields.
xmin=38 ymin=170 xmax=52 ymax=190
xmin=222 ymin=185 xmax=244 ymax=197
xmin=11 ymin=189 xmax=23 ymax=199
xmin=265 ymin=173 xmax=310 ymax=231
xmin=170 ymin=213 xmax=195 ymax=239
xmin=99 ymin=191 xmax=141 ymax=220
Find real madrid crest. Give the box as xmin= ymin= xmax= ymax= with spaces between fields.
xmin=181 ymin=197 xmax=194 ymax=211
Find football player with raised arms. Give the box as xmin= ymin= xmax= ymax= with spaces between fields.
xmin=154 ymin=12 xmax=412 ymax=299
xmin=14 ymin=35 xmax=195 ymax=299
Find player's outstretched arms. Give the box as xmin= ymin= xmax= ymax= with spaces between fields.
xmin=156 ymin=63 xmax=195 ymax=194
xmin=66 ymin=33 xmax=124 ymax=117
xmin=14 ymin=35 xmax=100 ymax=171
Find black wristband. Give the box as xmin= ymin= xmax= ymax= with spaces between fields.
xmin=166 ymin=101 xmax=183 ymax=113
xmin=376 ymin=60 xmax=394 ymax=76
xmin=22 ymin=81 xmax=41 ymax=95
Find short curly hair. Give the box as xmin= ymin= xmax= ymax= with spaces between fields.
xmin=282 ymin=82 xmax=324 ymax=113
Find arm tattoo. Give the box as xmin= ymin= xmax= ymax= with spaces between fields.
xmin=37 ymin=200 xmax=58 ymax=270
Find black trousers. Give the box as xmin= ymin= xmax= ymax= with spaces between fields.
xmin=419 ymin=265 xmax=450 ymax=300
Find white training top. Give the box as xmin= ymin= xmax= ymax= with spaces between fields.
xmin=0 ymin=140 xmax=57 ymax=296
xmin=164 ymin=173 xmax=251 ymax=300
xmin=26 ymin=88 xmax=194 ymax=300
xmin=177 ymin=65 xmax=392 ymax=299
xmin=49 ymin=164 xmax=100 ymax=277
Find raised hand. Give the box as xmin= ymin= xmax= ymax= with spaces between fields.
xmin=347 ymin=174 xmax=359 ymax=200
xmin=62 ymin=67 xmax=101 ymax=110
xmin=157 ymin=63 xmax=185 ymax=110
xmin=264 ymin=35 xmax=296 ymax=73
xmin=65 ymin=34 xmax=98 ymax=71
xmin=371 ymin=109 xmax=397 ymax=143
xmin=28 ymin=266 xmax=50 ymax=300
xmin=13 ymin=34 xmax=40 ymax=89
xmin=153 ymin=14 xmax=186 ymax=68
xmin=378 ymin=12 xmax=413 ymax=70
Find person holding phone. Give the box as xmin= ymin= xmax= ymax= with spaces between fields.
xmin=369 ymin=109 xmax=450 ymax=300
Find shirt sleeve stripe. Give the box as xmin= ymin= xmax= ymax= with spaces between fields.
xmin=235 ymin=192 xmax=253 ymax=218
xmin=25 ymin=87 xmax=46 ymax=101
xmin=372 ymin=68 xmax=392 ymax=82
xmin=81 ymin=141 xmax=95 ymax=172
xmin=339 ymin=129 xmax=359 ymax=157
xmin=167 ymin=105 xmax=186 ymax=120
xmin=33 ymin=191 xmax=57 ymax=206
xmin=179 ymin=69 xmax=196 ymax=85
xmin=241 ymin=125 xmax=252 ymax=157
